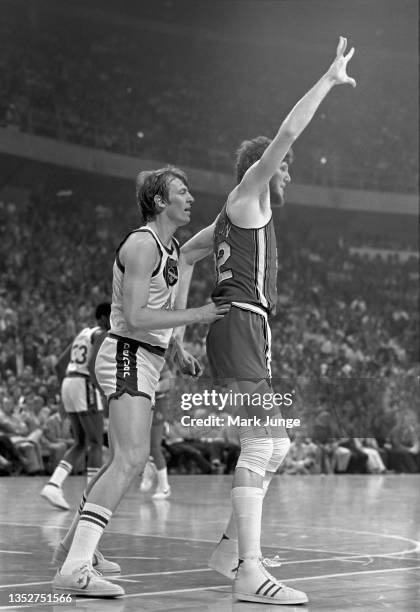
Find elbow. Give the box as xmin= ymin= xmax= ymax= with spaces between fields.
xmin=179 ymin=249 xmax=195 ymax=268
xmin=124 ymin=307 xmax=146 ymax=332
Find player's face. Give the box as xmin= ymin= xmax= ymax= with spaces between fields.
xmin=269 ymin=161 xmax=291 ymax=207
xmin=166 ymin=178 xmax=194 ymax=227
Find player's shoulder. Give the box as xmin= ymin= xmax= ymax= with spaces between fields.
xmin=73 ymin=327 xmax=90 ymax=340
xmin=90 ymin=326 xmax=107 ymax=345
xmin=226 ymin=181 xmax=270 ymax=228
xmin=125 ymin=229 xmax=157 ymax=249
xmin=121 ymin=229 xmax=160 ymax=262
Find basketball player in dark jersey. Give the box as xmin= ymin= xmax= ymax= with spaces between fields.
xmin=175 ymin=37 xmax=356 ymax=605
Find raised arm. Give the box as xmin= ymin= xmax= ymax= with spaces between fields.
xmin=122 ymin=230 xmax=226 ymax=333
xmin=238 ymin=36 xmax=356 ymax=197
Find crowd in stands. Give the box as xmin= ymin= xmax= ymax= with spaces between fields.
xmin=0 ymin=190 xmax=418 ymax=477
xmin=0 ymin=3 xmax=417 ymax=193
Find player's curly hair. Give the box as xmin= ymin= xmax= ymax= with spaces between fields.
xmin=235 ymin=136 xmax=294 ymax=183
xmin=136 ymin=167 xmax=189 ymax=223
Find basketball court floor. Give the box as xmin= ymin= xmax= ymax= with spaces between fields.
xmin=0 ymin=474 xmax=419 ymax=611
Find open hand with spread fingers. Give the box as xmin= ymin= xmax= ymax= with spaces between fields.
xmin=326 ymin=36 xmax=356 ymax=88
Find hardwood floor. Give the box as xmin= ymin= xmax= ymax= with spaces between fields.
xmin=0 ymin=474 xmax=419 ymax=611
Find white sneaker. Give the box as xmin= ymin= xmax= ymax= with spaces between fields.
xmin=140 ymin=461 xmax=156 ymax=492
xmin=41 ymin=484 xmax=70 ymax=511
xmin=152 ymin=486 xmax=171 ymax=500
xmin=92 ymin=549 xmax=121 ymax=574
xmin=52 ymin=542 xmax=121 ymax=574
xmin=209 ymin=535 xmax=282 ymax=580
xmin=52 ymin=563 xmax=124 ymax=597
xmin=234 ymin=558 xmax=308 ymax=605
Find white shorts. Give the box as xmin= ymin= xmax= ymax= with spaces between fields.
xmin=61 ymin=376 xmax=103 ymax=414
xmin=94 ymin=334 xmax=166 ymax=402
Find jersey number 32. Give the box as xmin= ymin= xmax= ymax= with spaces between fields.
xmin=215 ymin=241 xmax=233 ymax=284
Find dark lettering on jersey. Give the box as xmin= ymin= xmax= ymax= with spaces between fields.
xmin=163 ymin=258 xmax=178 ymax=288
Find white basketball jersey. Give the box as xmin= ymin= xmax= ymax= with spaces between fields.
xmin=66 ymin=326 xmax=101 ymax=376
xmin=110 ymin=226 xmax=180 ymax=349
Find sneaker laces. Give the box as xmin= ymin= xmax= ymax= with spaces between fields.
xmin=259 ymin=558 xmax=285 ymax=588
xmin=79 ymin=563 xmax=101 ymax=578
xmin=262 ymin=554 xmax=282 ymax=567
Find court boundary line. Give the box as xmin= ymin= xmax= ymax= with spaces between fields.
xmin=0 ymin=520 xmax=418 ymax=567
xmin=2 ymin=553 xmax=420 ymax=591
xmin=1 ymin=519 xmax=418 ymax=555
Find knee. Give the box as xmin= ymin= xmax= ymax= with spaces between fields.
xmin=266 ymin=437 xmax=291 ymax=473
xmin=70 ymin=439 xmax=86 ymax=452
xmin=237 ymin=437 xmax=274 ymax=477
xmin=114 ymin=446 xmax=149 ymax=477
xmin=88 ymin=437 xmax=102 ymax=449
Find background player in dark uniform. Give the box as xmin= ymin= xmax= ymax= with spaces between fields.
xmin=175 ymin=37 xmax=356 ymax=605
xmin=41 ymin=303 xmax=111 ymax=511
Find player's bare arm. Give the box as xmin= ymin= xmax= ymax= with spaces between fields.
xmin=172 ymin=221 xmax=217 ymax=340
xmin=169 ymin=220 xmax=218 ymax=375
xmin=175 ymin=221 xmax=217 ymax=308
xmin=229 ymin=36 xmax=356 ymax=226
xmin=54 ymin=342 xmax=72 ymax=384
xmin=121 ymin=231 xmax=228 ymax=333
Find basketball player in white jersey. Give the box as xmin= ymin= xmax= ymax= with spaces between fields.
xmin=53 ymin=167 xmax=229 ymax=597
xmin=41 ymin=303 xmax=111 ymax=511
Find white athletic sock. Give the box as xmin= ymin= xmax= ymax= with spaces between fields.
xmin=223 ymin=472 xmax=273 ymax=543
xmin=156 ymin=467 xmax=169 ymax=490
xmin=48 ymin=460 xmax=72 ymax=488
xmin=232 ymin=487 xmax=263 ymax=560
xmin=60 ymin=503 xmax=112 ymax=574
xmin=87 ymin=467 xmax=99 ymax=484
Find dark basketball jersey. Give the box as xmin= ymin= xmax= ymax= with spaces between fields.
xmin=211 ymin=205 xmax=278 ymax=314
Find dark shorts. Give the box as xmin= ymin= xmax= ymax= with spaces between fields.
xmin=206 ymin=304 xmax=272 ymax=382
xmin=206 ymin=304 xmax=278 ymax=421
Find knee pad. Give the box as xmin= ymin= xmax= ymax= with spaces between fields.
xmin=266 ymin=436 xmax=291 ymax=473
xmin=236 ymin=429 xmax=274 ymax=476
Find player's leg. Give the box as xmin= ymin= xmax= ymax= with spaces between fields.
xmin=232 ymin=420 xmax=306 ymax=604
xmin=150 ymin=421 xmax=170 ymax=498
xmin=53 ymin=393 xmax=152 ymax=597
xmin=53 ymin=427 xmax=120 ymax=574
xmin=207 ymin=310 xmax=307 ymax=603
xmin=41 ymin=411 xmax=86 ymax=510
xmin=150 ymin=393 xmax=171 ymax=499
xmin=211 ymin=430 xmax=290 ymax=578
xmin=79 ymin=406 xmax=104 ymax=485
